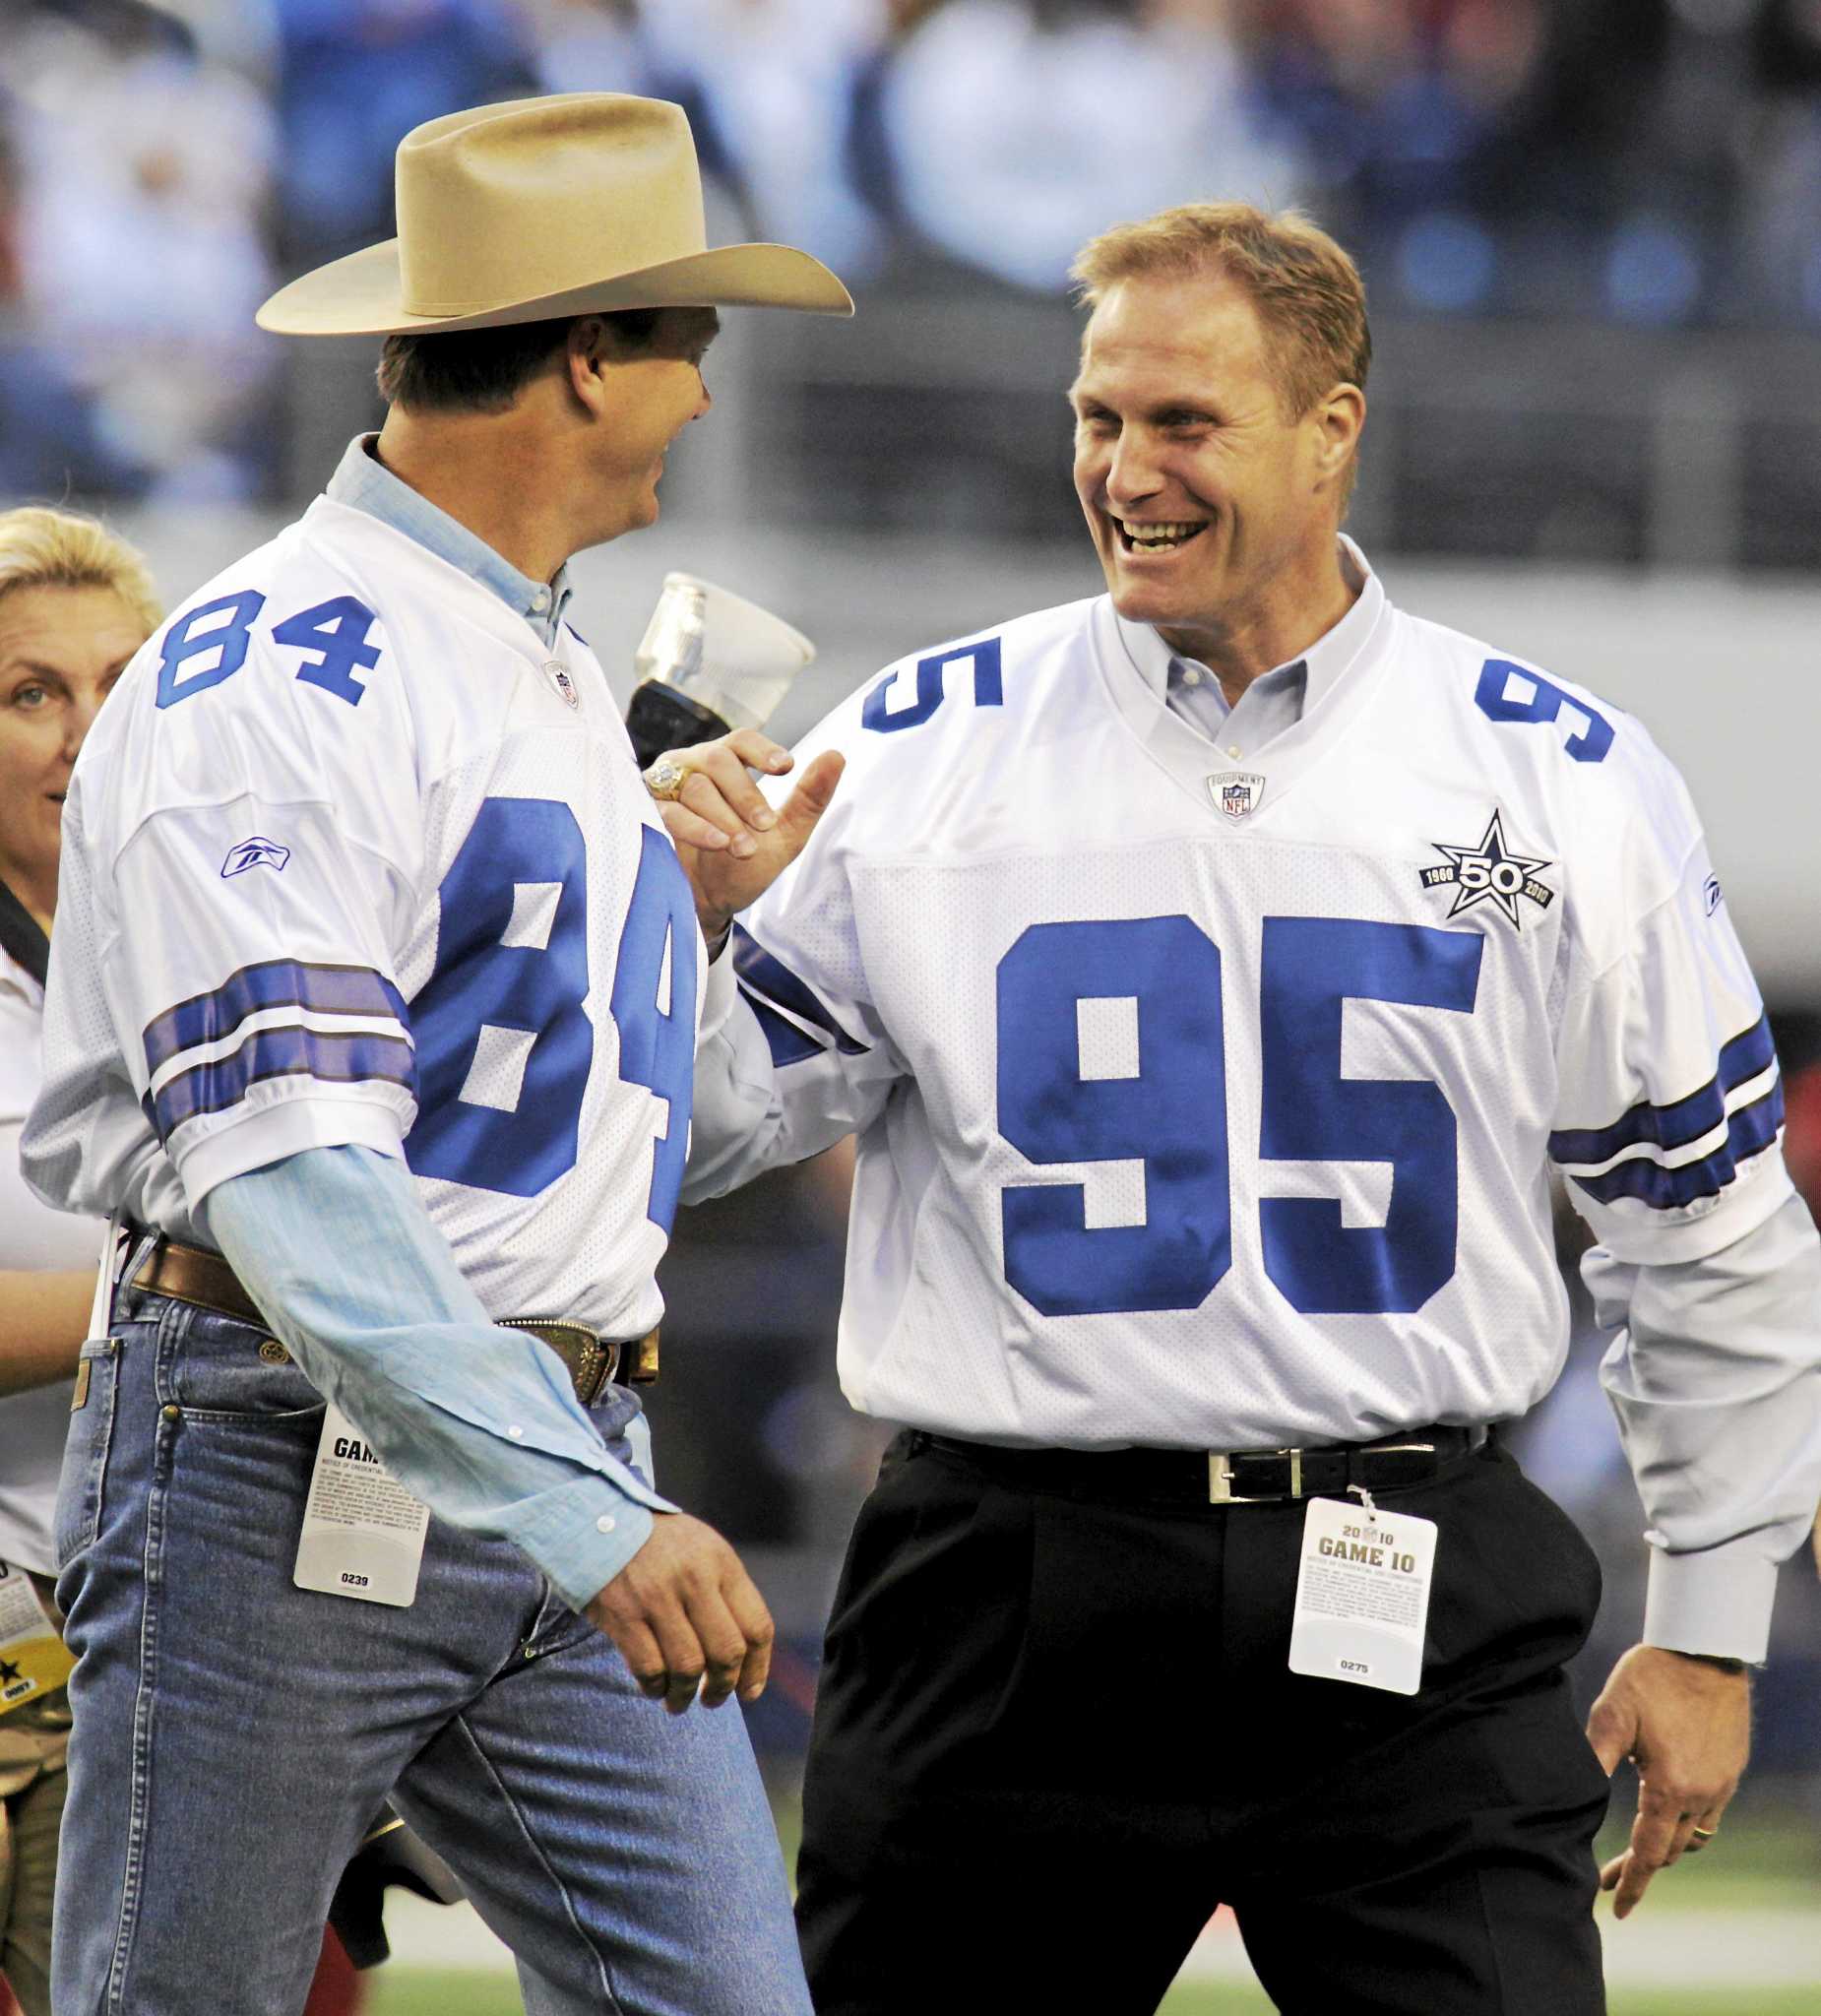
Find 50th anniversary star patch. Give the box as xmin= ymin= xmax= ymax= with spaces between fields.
xmin=1420 ymin=808 xmax=1555 ymax=927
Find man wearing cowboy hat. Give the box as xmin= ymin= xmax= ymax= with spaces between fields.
xmin=23 ymin=93 xmax=847 ymax=2015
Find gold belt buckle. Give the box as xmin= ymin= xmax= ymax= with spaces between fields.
xmin=623 ymin=1330 xmax=659 ymax=1384
xmin=575 ymin=1336 xmax=618 ymax=1405
xmin=501 ymin=1318 xmax=617 ymax=1405
xmin=498 ymin=1318 xmax=659 ymax=1399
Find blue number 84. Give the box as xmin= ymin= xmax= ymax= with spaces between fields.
xmin=997 ymin=915 xmax=1483 ymax=1317
xmin=408 ymin=803 xmax=697 ymax=1224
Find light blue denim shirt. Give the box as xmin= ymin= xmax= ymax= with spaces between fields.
xmin=326 ymin=433 xmax=575 ymax=650
xmin=203 ymin=444 xmax=668 ymax=1610
xmin=1110 ymin=537 xmax=1385 ymax=762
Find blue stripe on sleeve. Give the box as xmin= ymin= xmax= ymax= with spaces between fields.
xmin=1565 ymin=1081 xmax=1785 ymax=1210
xmin=730 ymin=925 xmax=868 ymax=1057
xmin=143 ymin=961 xmax=410 ymax=1078
xmin=152 ymin=1025 xmax=417 ymax=1142
xmin=737 ymin=983 xmax=825 ymax=1068
xmin=1547 ymin=1013 xmax=1776 ymax=1168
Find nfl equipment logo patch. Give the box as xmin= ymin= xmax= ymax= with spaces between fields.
xmin=1208 ymin=770 xmax=1266 ymax=821
xmin=542 ymin=660 xmax=580 ymax=710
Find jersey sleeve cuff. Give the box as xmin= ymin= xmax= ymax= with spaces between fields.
xmin=174 ymin=1097 xmax=407 ymax=1210
xmin=1573 ymin=1151 xmax=1794 ymax=1269
xmin=1642 ymin=1537 xmax=1779 ymax=1664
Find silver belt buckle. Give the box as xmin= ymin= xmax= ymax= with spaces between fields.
xmin=1207 ymin=1448 xmax=1301 ymax=1504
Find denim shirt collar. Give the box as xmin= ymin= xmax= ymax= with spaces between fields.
xmin=325 ymin=434 xmax=572 ymax=649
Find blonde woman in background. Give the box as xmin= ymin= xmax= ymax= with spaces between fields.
xmin=0 ymin=506 xmax=154 ymax=2016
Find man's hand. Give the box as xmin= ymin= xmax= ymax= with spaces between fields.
xmin=585 ymin=1512 xmax=775 ymax=1715
xmin=644 ymin=727 xmax=844 ymax=943
xmin=1585 ymin=1644 xmax=1750 ymax=1919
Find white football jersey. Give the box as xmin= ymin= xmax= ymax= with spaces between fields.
xmin=25 ymin=499 xmax=701 ymax=1339
xmin=687 ymin=555 xmax=1790 ymax=1449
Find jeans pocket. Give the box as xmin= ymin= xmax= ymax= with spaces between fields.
xmin=55 ymin=1338 xmax=120 ymax=1570
xmin=168 ymin=1314 xmax=325 ymax=1427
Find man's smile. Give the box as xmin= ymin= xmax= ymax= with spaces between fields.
xmin=1111 ymin=515 xmax=1209 ymax=554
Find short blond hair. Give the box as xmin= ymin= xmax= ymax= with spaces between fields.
xmin=0 ymin=507 xmax=160 ymax=639
xmin=1071 ymin=202 xmax=1371 ymax=421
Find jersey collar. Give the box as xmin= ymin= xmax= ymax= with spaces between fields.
xmin=326 ymin=434 xmax=572 ymax=648
xmin=1111 ymin=536 xmax=1384 ymax=716
xmin=1092 ymin=535 xmax=1395 ymax=823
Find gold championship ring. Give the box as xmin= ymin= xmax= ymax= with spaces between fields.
xmin=643 ymin=755 xmax=693 ymax=801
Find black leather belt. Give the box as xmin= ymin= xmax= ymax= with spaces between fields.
xmin=129 ymin=1235 xmax=658 ymax=1405
xmin=912 ymin=1424 xmax=1487 ymax=1506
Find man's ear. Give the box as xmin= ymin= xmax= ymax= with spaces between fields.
xmin=1311 ymin=381 xmax=1365 ymax=485
xmin=566 ymin=316 xmax=611 ymax=414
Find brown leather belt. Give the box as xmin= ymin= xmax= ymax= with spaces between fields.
xmin=130 ymin=1236 xmax=659 ymax=1405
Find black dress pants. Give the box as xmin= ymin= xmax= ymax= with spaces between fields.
xmin=796 ymin=1434 xmax=1609 ymax=2015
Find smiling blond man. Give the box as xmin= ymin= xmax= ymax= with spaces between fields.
xmin=667 ymin=203 xmax=1821 ymax=2015
xmin=1069 ymin=210 xmax=1368 ymax=703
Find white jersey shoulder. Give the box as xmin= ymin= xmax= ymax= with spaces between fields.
xmin=75 ymin=502 xmax=588 ymax=872
xmin=25 ymin=499 xmax=701 ymax=1337
xmin=1398 ymin=612 xmax=1703 ymax=958
xmin=794 ymin=596 xmax=1116 ymax=811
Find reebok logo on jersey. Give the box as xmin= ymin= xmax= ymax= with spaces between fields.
xmin=1419 ymin=808 xmax=1554 ymax=928
xmin=220 ymin=836 xmax=292 ymax=879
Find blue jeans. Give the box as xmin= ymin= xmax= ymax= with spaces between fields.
xmin=53 ymin=1263 xmax=811 ymax=2016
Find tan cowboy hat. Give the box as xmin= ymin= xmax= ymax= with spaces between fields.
xmin=257 ymin=93 xmax=853 ymax=336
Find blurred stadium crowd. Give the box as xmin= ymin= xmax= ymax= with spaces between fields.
xmin=4 ymin=0 xmax=1821 ymax=509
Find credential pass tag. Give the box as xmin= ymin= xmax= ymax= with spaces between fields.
xmin=294 ymin=1404 xmax=429 ymax=1608
xmin=0 ymin=1562 xmax=76 ymax=1714
xmin=1287 ymin=1495 xmax=1437 ymax=1696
